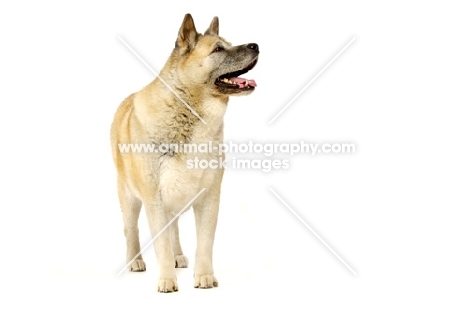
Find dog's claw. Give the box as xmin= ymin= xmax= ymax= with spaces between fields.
xmin=129 ymin=259 xmax=146 ymax=272
xmin=175 ymin=255 xmax=189 ymax=268
xmin=194 ymin=274 xmax=218 ymax=289
xmin=158 ymin=278 xmax=178 ymax=293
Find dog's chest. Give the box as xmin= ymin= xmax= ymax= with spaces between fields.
xmin=156 ymin=125 xmax=224 ymax=213
xmin=145 ymin=99 xmax=227 ymax=212
xmin=157 ymin=151 xmax=220 ymax=213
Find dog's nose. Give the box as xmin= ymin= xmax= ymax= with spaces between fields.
xmin=247 ymin=43 xmax=259 ymax=52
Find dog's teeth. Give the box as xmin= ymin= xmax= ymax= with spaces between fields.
xmin=222 ymin=78 xmax=229 ymax=83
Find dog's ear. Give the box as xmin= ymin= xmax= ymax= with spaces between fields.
xmin=176 ymin=14 xmax=198 ymax=52
xmin=204 ymin=16 xmax=219 ymax=36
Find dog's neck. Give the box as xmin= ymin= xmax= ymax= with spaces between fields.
xmin=134 ymin=80 xmax=228 ymax=145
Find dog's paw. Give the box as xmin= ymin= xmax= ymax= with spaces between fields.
xmin=194 ymin=274 xmax=218 ymax=289
xmin=129 ymin=259 xmax=146 ymax=272
xmin=158 ymin=278 xmax=178 ymax=293
xmin=175 ymin=255 xmax=189 ymax=268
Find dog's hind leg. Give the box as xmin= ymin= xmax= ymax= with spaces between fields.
xmin=118 ymin=178 xmax=146 ymax=272
xmin=171 ymin=219 xmax=189 ymax=268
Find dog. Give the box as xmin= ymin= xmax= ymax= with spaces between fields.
xmin=110 ymin=14 xmax=259 ymax=292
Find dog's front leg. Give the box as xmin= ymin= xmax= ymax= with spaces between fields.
xmin=193 ymin=188 xmax=220 ymax=288
xmin=144 ymin=196 xmax=178 ymax=293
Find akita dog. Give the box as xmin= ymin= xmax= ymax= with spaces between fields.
xmin=110 ymin=13 xmax=259 ymax=292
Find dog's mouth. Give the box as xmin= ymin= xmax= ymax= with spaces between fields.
xmin=215 ymin=58 xmax=258 ymax=90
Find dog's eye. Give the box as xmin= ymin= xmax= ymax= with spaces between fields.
xmin=213 ymin=46 xmax=224 ymax=53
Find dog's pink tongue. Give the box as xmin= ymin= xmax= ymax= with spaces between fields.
xmin=229 ymin=77 xmax=257 ymax=88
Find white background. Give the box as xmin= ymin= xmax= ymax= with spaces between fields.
xmin=1 ymin=0 xmax=467 ymax=309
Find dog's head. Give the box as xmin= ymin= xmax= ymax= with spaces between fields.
xmin=172 ymin=14 xmax=259 ymax=96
